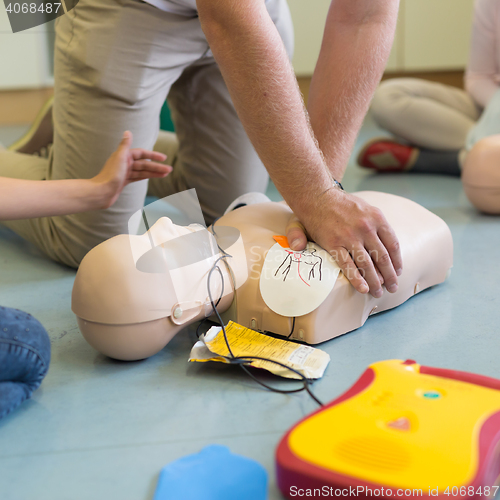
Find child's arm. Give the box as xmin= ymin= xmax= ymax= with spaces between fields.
xmin=0 ymin=132 xmax=171 ymax=221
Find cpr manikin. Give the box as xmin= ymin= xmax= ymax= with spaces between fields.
xmin=462 ymin=135 xmax=500 ymax=214
xmin=72 ymin=192 xmax=453 ymax=361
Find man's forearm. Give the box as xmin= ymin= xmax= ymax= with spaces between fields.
xmin=198 ymin=0 xmax=334 ymax=220
xmin=308 ymin=0 xmax=399 ymax=180
xmin=198 ymin=0 xmax=403 ymax=297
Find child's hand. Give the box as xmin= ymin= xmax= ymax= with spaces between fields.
xmin=93 ymin=131 xmax=172 ymax=208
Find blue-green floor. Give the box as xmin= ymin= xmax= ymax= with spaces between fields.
xmin=1 ymin=115 xmax=499 ymax=500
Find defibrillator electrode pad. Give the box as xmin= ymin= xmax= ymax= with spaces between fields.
xmin=259 ymin=241 xmax=341 ymax=317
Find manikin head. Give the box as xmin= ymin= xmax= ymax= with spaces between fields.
xmin=72 ymin=217 xmax=247 ymax=360
xmin=462 ymin=135 xmax=500 ymax=214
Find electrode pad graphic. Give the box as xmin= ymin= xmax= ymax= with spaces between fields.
xmin=259 ymin=241 xmax=340 ymax=317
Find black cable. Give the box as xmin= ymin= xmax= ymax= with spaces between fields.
xmin=142 ymin=210 xmax=155 ymax=249
xmin=287 ymin=317 xmax=296 ymax=339
xmin=204 ymin=227 xmax=324 ymax=407
xmin=195 ymin=225 xmax=226 ymax=339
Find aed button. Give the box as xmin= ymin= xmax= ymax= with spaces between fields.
xmin=386 ymin=417 xmax=411 ymax=431
xmin=423 ymin=390 xmax=442 ymax=399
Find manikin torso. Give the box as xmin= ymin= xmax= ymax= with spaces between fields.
xmin=72 ymin=191 xmax=453 ymax=361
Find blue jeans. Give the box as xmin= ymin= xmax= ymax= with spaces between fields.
xmin=0 ymin=306 xmax=51 ymax=420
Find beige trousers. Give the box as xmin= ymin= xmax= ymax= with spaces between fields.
xmin=370 ymin=78 xmax=481 ymax=151
xmin=0 ymin=0 xmax=293 ymax=268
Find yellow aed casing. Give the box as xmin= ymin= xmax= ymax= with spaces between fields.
xmin=276 ymin=359 xmax=500 ymax=499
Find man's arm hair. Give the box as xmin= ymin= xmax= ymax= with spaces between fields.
xmin=197 ymin=0 xmax=399 ymax=214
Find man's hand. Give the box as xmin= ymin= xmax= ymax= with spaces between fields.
xmin=286 ymin=189 xmax=402 ymax=298
xmin=92 ymin=131 xmax=172 ymax=208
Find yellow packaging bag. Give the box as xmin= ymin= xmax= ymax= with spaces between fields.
xmin=189 ymin=321 xmax=330 ymax=380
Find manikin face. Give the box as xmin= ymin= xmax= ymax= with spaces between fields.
xmin=72 ymin=216 xmax=247 ymax=327
xmin=136 ymin=217 xmax=227 ymax=319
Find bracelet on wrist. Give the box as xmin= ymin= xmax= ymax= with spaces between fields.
xmin=332 ymin=178 xmax=344 ymax=191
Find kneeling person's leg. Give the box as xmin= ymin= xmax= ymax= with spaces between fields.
xmin=149 ymin=0 xmax=294 ymax=223
xmin=0 ymin=150 xmax=67 ymax=261
xmin=149 ymin=61 xmax=269 ymax=225
xmin=2 ymin=0 xmax=207 ymax=267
